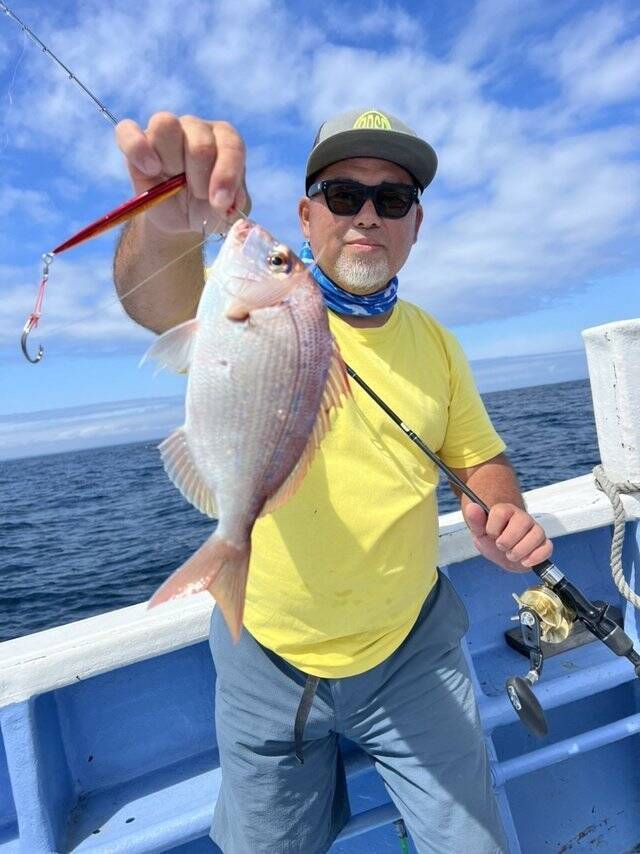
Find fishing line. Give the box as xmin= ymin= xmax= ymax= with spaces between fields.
xmin=35 ymin=228 xmax=218 ymax=344
xmin=5 ymin=0 xmax=639 ymax=743
xmin=0 ymin=1 xmax=118 ymax=125
xmin=0 ymin=27 xmax=27 ymax=154
xmin=32 ymin=207 xmax=252 ymax=344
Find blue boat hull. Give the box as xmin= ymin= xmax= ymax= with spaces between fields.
xmin=1 ymin=522 xmax=639 ymax=852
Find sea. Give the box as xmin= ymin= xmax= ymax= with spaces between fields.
xmin=0 ymin=379 xmax=601 ymax=643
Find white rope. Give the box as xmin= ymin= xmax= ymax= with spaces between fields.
xmin=593 ymin=464 xmax=640 ymax=609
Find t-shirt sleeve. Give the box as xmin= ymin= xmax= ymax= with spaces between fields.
xmin=438 ymin=329 xmax=506 ymax=468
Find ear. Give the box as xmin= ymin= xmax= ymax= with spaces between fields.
xmin=299 ymin=197 xmax=311 ymax=239
xmin=413 ymin=203 xmax=424 ymax=244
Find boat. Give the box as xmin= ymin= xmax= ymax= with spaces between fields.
xmin=1 ymin=318 xmax=639 ymax=853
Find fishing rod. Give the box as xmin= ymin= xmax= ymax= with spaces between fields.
xmin=346 ymin=365 xmax=640 ymax=736
xmin=1 ymin=0 xmax=189 ymax=362
xmin=5 ymin=0 xmax=638 ymax=738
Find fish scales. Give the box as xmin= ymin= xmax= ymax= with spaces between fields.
xmin=187 ymin=279 xmax=332 ymax=540
xmin=143 ymin=219 xmax=350 ymax=639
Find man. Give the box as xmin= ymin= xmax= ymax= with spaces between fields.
xmin=114 ymin=108 xmax=552 ymax=853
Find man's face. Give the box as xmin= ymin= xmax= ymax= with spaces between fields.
xmin=298 ymin=157 xmax=423 ymax=296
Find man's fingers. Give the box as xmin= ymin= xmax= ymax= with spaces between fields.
xmin=115 ymin=118 xmax=162 ymax=178
xmin=181 ymin=116 xmax=218 ymax=202
xmin=209 ymin=121 xmax=247 ymax=212
xmin=505 ymin=525 xmax=547 ymax=562
xmin=521 ymin=539 xmax=553 ymax=567
xmin=485 ymin=504 xmax=514 ymax=541
xmin=494 ymin=512 xmax=534 ymax=552
xmin=463 ymin=503 xmax=488 ymax=538
xmin=146 ymin=112 xmax=185 ymax=178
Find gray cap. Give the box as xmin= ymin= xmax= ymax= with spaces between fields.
xmin=305 ymin=108 xmax=438 ymax=192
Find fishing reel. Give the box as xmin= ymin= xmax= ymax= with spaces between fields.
xmin=505 ymin=587 xmax=575 ymax=736
xmin=505 ymin=584 xmax=629 ymax=737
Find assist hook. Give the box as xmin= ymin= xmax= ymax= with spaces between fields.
xmin=21 ymin=316 xmax=44 ymax=363
xmin=21 ymin=252 xmax=53 ymax=363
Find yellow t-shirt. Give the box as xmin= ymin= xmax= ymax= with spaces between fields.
xmin=243 ymin=300 xmax=505 ymax=678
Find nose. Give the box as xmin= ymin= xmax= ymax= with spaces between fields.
xmin=354 ymin=197 xmax=381 ymax=228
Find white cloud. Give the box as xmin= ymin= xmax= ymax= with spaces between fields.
xmin=0 ymin=254 xmax=151 ymax=352
xmin=0 ymin=396 xmax=184 ymax=459
xmin=0 ymin=185 xmax=56 ymax=224
xmin=0 ymin=0 xmax=639 ymax=355
xmin=322 ymin=1 xmax=421 ymax=46
xmin=470 ymin=348 xmax=588 ymax=392
xmin=193 ymin=0 xmax=321 ymax=116
xmin=531 ymin=6 xmax=640 ymax=108
xmin=452 ymin=0 xmax=541 ymax=69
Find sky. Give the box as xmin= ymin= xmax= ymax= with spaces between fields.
xmin=0 ymin=0 xmax=639 ymax=459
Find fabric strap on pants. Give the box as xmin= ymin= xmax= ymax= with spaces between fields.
xmin=294 ymin=674 xmax=320 ymax=764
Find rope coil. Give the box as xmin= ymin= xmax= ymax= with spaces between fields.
xmin=593 ymin=464 xmax=640 ymax=609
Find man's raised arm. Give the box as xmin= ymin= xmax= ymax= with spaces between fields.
xmin=113 ymin=112 xmax=250 ymax=334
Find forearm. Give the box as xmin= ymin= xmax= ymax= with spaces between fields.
xmin=455 ymin=454 xmax=552 ymax=571
xmin=456 ymin=454 xmax=526 ymax=512
xmin=113 ymin=215 xmax=205 ymax=335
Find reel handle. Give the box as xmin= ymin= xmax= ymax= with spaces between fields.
xmin=506 ymin=606 xmax=549 ymax=737
xmin=506 ymin=676 xmax=548 ymax=738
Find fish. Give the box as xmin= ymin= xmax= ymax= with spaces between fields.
xmin=142 ymin=218 xmax=350 ymax=639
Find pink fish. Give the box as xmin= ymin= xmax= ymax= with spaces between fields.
xmin=142 ymin=219 xmax=350 ymax=639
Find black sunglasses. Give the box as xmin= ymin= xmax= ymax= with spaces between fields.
xmin=307 ymin=179 xmax=420 ymax=219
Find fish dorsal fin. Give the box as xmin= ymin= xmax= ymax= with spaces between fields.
xmin=261 ymin=337 xmax=351 ymax=516
xmin=139 ymin=318 xmax=199 ymax=374
xmin=158 ymin=427 xmax=218 ymax=518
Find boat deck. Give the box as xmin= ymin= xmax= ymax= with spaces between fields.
xmin=1 ymin=480 xmax=639 ymax=852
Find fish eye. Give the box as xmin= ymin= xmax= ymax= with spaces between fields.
xmin=267 ymin=246 xmax=292 ymax=274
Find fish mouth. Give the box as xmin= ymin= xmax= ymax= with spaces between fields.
xmin=230 ymin=217 xmax=261 ymax=246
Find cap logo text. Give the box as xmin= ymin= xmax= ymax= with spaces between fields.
xmin=353 ymin=111 xmax=392 ymax=130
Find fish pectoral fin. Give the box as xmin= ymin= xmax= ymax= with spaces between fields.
xmin=325 ymin=335 xmax=352 ymax=408
xmin=159 ymin=427 xmax=218 ymax=518
xmin=224 ymin=297 xmax=251 ymax=321
xmin=260 ymin=337 xmax=351 ymax=516
xmin=139 ymin=317 xmax=199 ymax=374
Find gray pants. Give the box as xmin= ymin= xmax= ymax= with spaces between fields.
xmin=208 ymin=573 xmax=508 ymax=854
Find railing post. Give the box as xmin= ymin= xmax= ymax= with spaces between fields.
xmin=582 ymin=319 xmax=640 ymax=484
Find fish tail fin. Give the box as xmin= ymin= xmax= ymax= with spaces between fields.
xmin=207 ymin=540 xmax=251 ymax=643
xmin=147 ymin=535 xmax=250 ymax=642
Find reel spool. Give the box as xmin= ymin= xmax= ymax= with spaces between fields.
xmin=512 ymin=587 xmax=575 ymax=644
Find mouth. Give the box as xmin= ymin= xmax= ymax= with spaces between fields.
xmin=345 ymin=241 xmax=385 ymax=251
xmin=231 ymin=218 xmax=257 ymax=245
xmin=345 ymin=239 xmax=384 ymax=247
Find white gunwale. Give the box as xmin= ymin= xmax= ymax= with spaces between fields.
xmin=1 ymin=472 xmax=639 ymax=707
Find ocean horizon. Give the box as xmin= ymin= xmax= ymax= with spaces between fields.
xmin=0 ymin=377 xmax=600 ymax=643
xmin=0 ymin=350 xmax=589 ymax=462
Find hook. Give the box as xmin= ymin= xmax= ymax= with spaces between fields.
xmin=21 ymin=315 xmax=44 ymax=363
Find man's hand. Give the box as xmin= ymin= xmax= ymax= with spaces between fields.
xmin=462 ymin=502 xmax=553 ymax=573
xmin=115 ymin=113 xmax=251 ymax=236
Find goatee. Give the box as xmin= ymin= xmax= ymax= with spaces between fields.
xmin=332 ymin=255 xmax=392 ymax=295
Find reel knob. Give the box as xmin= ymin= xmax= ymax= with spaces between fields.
xmin=506 ymin=676 xmax=549 ymax=738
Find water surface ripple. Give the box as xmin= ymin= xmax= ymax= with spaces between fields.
xmin=0 ymin=380 xmax=600 ymax=642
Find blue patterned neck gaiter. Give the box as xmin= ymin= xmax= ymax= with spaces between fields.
xmin=299 ymin=240 xmax=398 ymax=317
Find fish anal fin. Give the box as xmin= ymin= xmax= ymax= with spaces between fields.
xmin=139 ymin=317 xmax=199 ymax=374
xmin=261 ymin=337 xmax=351 ymax=516
xmin=159 ymin=427 xmax=218 ymax=518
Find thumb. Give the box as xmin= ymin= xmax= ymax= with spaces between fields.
xmin=463 ymin=502 xmax=488 ymax=538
